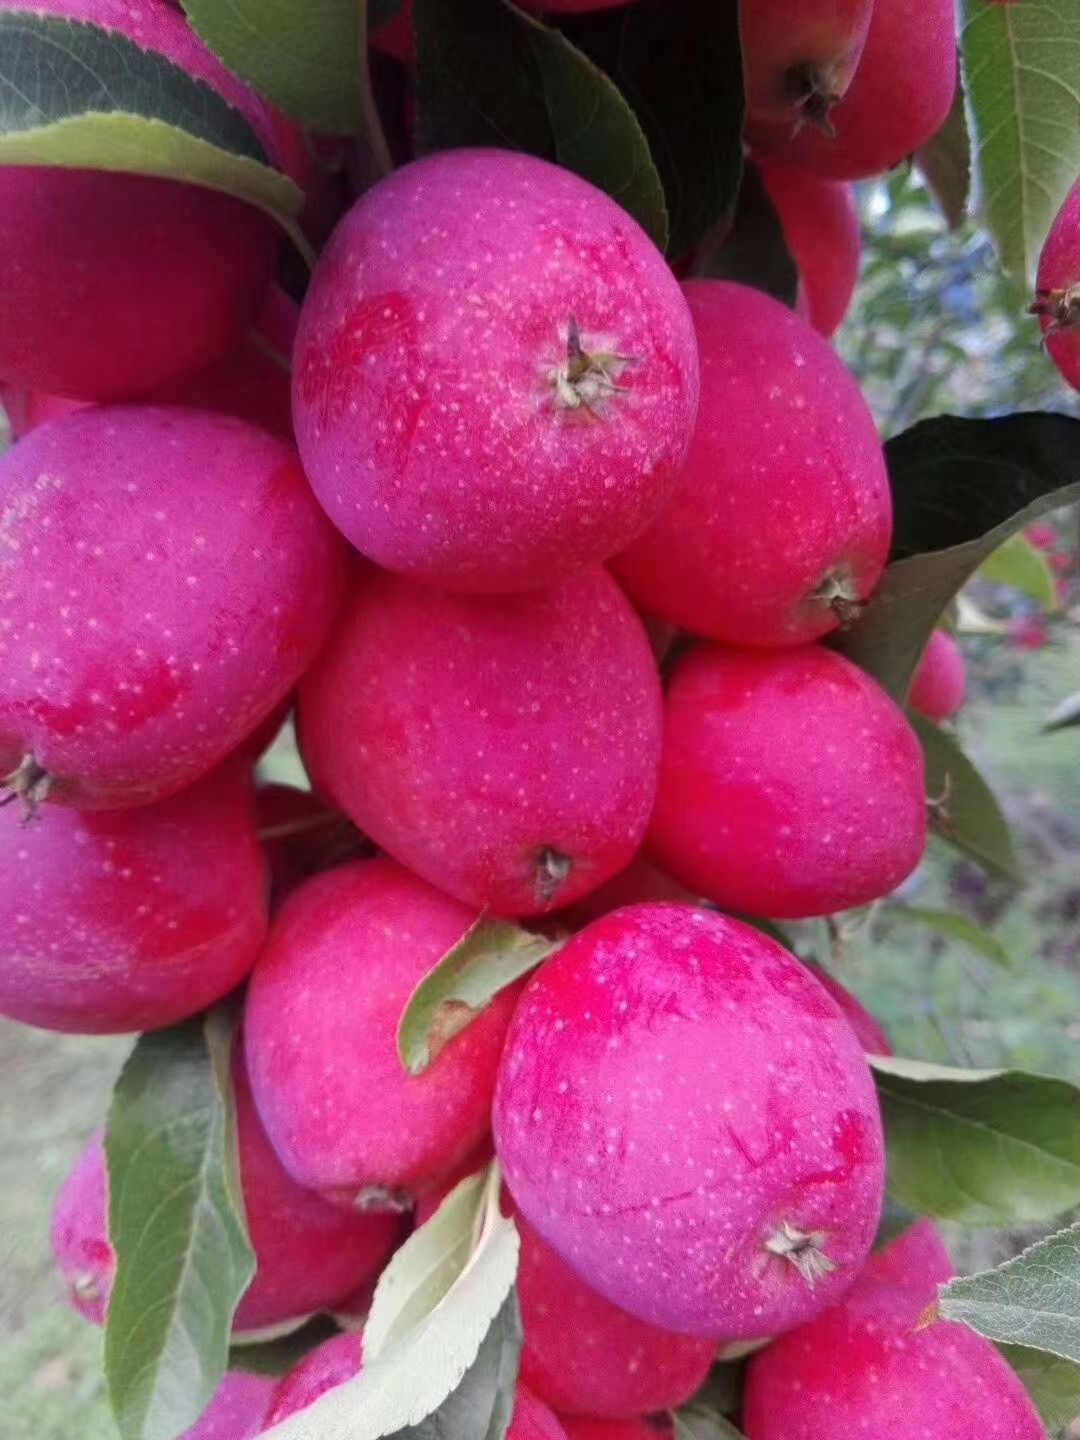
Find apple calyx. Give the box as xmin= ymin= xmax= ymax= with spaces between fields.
xmin=765 ymin=1221 xmax=838 ymax=1286
xmin=812 ymin=568 xmax=865 ymax=627
xmin=0 ymin=753 xmax=52 ymax=820
xmin=1030 ymin=283 xmax=1080 ymax=337
xmin=535 ymin=846 xmax=573 ymax=907
xmin=551 ymin=315 xmax=637 ymax=416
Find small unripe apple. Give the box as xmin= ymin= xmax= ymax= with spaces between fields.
xmin=908 ymin=630 xmax=966 ymax=722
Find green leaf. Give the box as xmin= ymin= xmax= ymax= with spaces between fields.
xmin=870 ymin=1056 xmax=1080 ymax=1227
xmin=673 ymin=1406 xmax=747 ymax=1440
xmin=914 ymin=79 xmax=971 ymax=230
xmin=887 ymin=906 xmax=1011 ymax=969
xmin=180 ymin=0 xmax=386 ymax=148
xmin=873 ymin=1196 xmax=922 ymax=1250
xmin=960 ymin=0 xmax=1080 ymax=282
xmin=941 ymin=1223 xmax=1080 ymax=1363
xmin=684 ymin=1362 xmax=747 ymax=1422
xmin=262 ymin=1168 xmax=521 ymax=1439
xmin=836 ymin=414 xmax=1080 ymax=702
xmin=0 ymin=11 xmax=301 ymax=226
xmin=398 ymin=920 xmax=559 ymax=1076
xmin=105 ymin=1013 xmax=256 ymax=1440
xmin=695 ymin=160 xmax=798 ymax=308
xmin=228 ymin=1316 xmax=344 ymax=1377
xmin=979 ymin=533 xmax=1059 ymax=611
xmin=999 ymin=1343 xmax=1080 ymax=1431
xmin=387 ymin=1292 xmax=522 ymax=1440
xmin=557 ymin=0 xmax=745 ymax=261
xmin=912 ymin=712 xmax=1022 ymax=885
xmin=1042 ymin=689 xmax=1080 ymax=734
xmin=414 ymin=0 xmax=668 ymax=249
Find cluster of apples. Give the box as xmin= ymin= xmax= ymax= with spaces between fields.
xmin=0 ymin=1 xmax=1049 ymax=1438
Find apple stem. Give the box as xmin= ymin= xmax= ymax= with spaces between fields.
xmin=0 ymin=753 xmax=52 ymax=821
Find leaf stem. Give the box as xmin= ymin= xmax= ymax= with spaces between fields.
xmin=359 ymin=0 xmax=394 ymax=178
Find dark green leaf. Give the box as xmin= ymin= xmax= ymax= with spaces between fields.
xmin=369 ymin=0 xmax=404 ymax=29
xmin=836 ymin=414 xmax=1080 ymax=701
xmin=229 ymin=1316 xmax=344 ymax=1377
xmin=730 ymin=913 xmax=792 ymax=949
xmin=688 ymin=1360 xmax=747 ymax=1419
xmin=414 ymin=0 xmax=668 ymax=249
xmin=105 ymin=1013 xmax=255 ymax=1440
xmin=181 ymin=0 xmax=364 ymax=138
xmin=0 ymin=11 xmax=300 ymax=225
xmin=887 ymin=906 xmax=1011 ymax=968
xmin=914 ymin=77 xmax=971 ymax=230
xmin=871 ymin=1056 xmax=1080 ymax=1226
xmin=398 ymin=920 xmax=561 ymax=1076
xmin=694 ymin=160 xmax=798 ymax=307
xmin=0 ymin=11 xmax=263 ymax=156
xmin=873 ymin=1196 xmax=922 ymax=1250
xmin=912 ymin=712 xmax=1022 ymax=885
xmin=557 ymin=0 xmax=744 ymax=260
xmin=999 ymin=1343 xmax=1080 ymax=1430
xmin=960 ymin=0 xmax=1080 ymax=282
xmin=940 ymin=1223 xmax=1080 ymax=1362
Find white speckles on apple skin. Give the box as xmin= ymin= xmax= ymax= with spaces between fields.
xmin=298 ymin=564 xmax=662 ymax=917
xmin=0 ymin=406 xmax=347 ymax=808
xmin=244 ymin=858 xmax=520 ymax=1200
xmin=494 ymin=903 xmax=886 ymax=1341
xmin=614 ymin=281 xmax=891 ymax=648
xmin=647 ymin=643 xmax=927 ymax=919
xmin=516 ymin=1209 xmax=714 ymax=1416
xmin=0 ymin=761 xmax=267 ymax=1034
xmin=292 ymin=149 xmax=700 ymax=593
xmin=744 ymin=1222 xmax=1046 ymax=1440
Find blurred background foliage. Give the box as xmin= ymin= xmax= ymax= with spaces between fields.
xmin=4 ymin=168 xmax=1080 ymax=1438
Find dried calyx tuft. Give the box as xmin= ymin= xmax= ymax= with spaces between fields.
xmin=765 ymin=1221 xmax=838 ymax=1286
xmin=1030 ymin=283 xmax=1080 ymax=336
xmin=355 ymin=1185 xmax=413 ymax=1215
xmin=785 ymin=61 xmax=844 ymax=138
xmin=0 ymin=753 xmax=52 ymax=820
xmin=535 ymin=846 xmax=573 ymax=907
xmin=551 ymin=315 xmax=637 ymax=416
xmin=812 ymin=569 xmax=865 ymax=628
